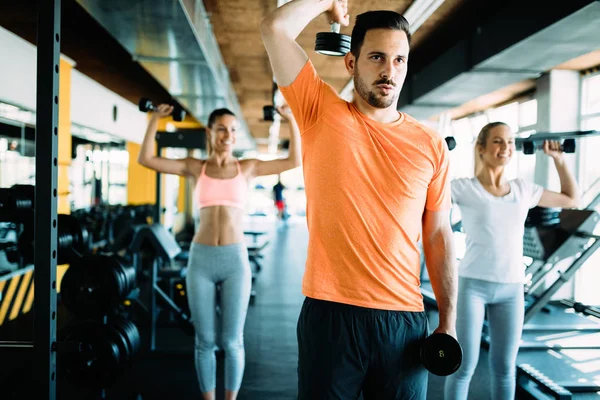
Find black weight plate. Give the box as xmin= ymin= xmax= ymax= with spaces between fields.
xmin=115 ymin=317 xmax=141 ymax=362
xmin=122 ymin=262 xmax=137 ymax=295
xmin=421 ymin=333 xmax=462 ymax=376
xmin=315 ymin=32 xmax=351 ymax=56
xmin=60 ymin=320 xmax=121 ymax=390
xmin=61 ymin=255 xmax=122 ymax=317
xmin=111 ymin=318 xmax=132 ymax=364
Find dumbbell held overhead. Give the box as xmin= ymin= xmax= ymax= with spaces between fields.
xmin=514 ymin=129 xmax=600 ymax=155
xmin=519 ymin=138 xmax=575 ymax=155
xmin=138 ymin=97 xmax=186 ymax=122
xmin=315 ymin=22 xmax=351 ymax=57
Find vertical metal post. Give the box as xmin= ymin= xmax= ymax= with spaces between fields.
xmin=34 ymin=0 xmax=61 ymax=398
xmin=155 ymin=142 xmax=162 ymax=223
xmin=150 ymin=257 xmax=158 ymax=351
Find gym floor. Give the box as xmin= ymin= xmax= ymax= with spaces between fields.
xmin=82 ymin=217 xmax=497 ymax=400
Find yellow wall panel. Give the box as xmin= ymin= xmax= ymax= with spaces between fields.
xmin=177 ymin=176 xmax=186 ymax=213
xmin=127 ymin=142 xmax=156 ymax=205
xmin=58 ymin=58 xmax=72 ymax=164
xmin=58 ymin=57 xmax=73 ymax=215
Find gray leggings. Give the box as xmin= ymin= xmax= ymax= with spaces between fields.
xmin=185 ymin=242 xmax=252 ymax=393
xmin=444 ymin=277 xmax=524 ymax=400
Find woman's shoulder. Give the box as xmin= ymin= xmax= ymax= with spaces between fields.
xmin=509 ymin=177 xmax=543 ymax=196
xmin=509 ymin=177 xmax=532 ymax=190
xmin=452 ymin=177 xmax=477 ymax=189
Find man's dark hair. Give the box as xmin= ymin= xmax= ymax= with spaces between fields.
xmin=350 ymin=11 xmax=411 ymax=59
xmin=207 ymin=108 xmax=235 ymax=128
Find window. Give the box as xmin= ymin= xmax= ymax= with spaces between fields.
xmin=70 ymin=143 xmax=129 ymax=210
xmin=579 ymin=72 xmax=600 ymax=200
xmin=0 ymin=137 xmax=35 ymax=187
xmin=581 ymin=73 xmax=600 ymax=116
xmin=575 ymin=71 xmax=600 ymax=306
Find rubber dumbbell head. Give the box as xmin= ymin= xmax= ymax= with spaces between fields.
xmin=263 ymin=105 xmax=276 ymax=122
xmin=421 ymin=333 xmax=462 ymax=376
xmin=444 ymin=136 xmax=456 ymax=151
xmin=522 ymin=141 xmax=535 ymax=155
xmin=315 ymin=23 xmax=351 ymax=57
xmin=562 ymin=138 xmax=576 ymax=153
xmin=138 ymin=97 xmax=154 ymax=113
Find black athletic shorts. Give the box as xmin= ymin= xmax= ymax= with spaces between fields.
xmin=297 ymin=297 xmax=429 ymax=400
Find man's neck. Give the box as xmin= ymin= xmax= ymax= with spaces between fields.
xmin=352 ymin=95 xmax=400 ymax=124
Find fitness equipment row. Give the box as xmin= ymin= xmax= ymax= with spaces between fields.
xmin=0 ymin=199 xmax=144 ymax=397
xmin=71 ymin=203 xmax=155 ymax=251
xmin=0 ymin=185 xmax=188 ymax=395
xmin=0 ymin=184 xmax=154 ymax=253
xmin=59 ymin=254 xmax=142 ymax=397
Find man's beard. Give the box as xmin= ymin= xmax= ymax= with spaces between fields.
xmin=354 ymin=65 xmax=398 ymax=109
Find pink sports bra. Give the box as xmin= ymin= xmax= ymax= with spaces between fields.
xmin=195 ymin=160 xmax=247 ymax=210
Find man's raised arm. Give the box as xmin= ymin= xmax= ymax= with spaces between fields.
xmin=261 ymin=0 xmax=349 ymax=87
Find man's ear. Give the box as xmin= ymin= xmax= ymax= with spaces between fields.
xmin=344 ymin=52 xmax=356 ymax=76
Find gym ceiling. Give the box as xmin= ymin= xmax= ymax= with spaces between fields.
xmin=1 ymin=0 xmax=599 ymax=153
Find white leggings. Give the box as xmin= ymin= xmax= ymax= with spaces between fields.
xmin=444 ymin=277 xmax=524 ymax=400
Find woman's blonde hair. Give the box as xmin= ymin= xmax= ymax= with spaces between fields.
xmin=473 ymin=121 xmax=509 ymax=175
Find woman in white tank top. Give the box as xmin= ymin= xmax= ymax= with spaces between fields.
xmin=444 ymin=122 xmax=580 ymax=400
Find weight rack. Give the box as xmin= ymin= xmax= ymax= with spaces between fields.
xmin=0 ymin=1 xmax=61 ymax=399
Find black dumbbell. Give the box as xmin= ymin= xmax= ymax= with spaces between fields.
xmin=138 ymin=98 xmax=186 ymax=122
xmin=263 ymin=105 xmax=276 ymax=122
xmin=522 ymin=138 xmax=575 ymax=155
xmin=315 ymin=22 xmax=351 ymax=57
xmin=445 ymin=136 xmax=456 ymax=151
xmin=421 ymin=333 xmax=462 ymax=376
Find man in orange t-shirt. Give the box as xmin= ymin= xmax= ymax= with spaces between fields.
xmin=262 ymin=1 xmax=458 ymax=398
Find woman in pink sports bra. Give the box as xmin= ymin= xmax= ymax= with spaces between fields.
xmin=138 ymin=103 xmax=300 ymax=400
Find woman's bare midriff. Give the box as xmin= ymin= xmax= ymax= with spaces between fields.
xmin=192 ymin=206 xmax=245 ymax=246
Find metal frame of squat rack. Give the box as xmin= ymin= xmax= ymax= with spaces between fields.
xmin=0 ymin=1 xmax=61 ymax=399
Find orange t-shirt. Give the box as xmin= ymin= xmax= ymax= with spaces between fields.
xmin=279 ymin=60 xmax=451 ymax=311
